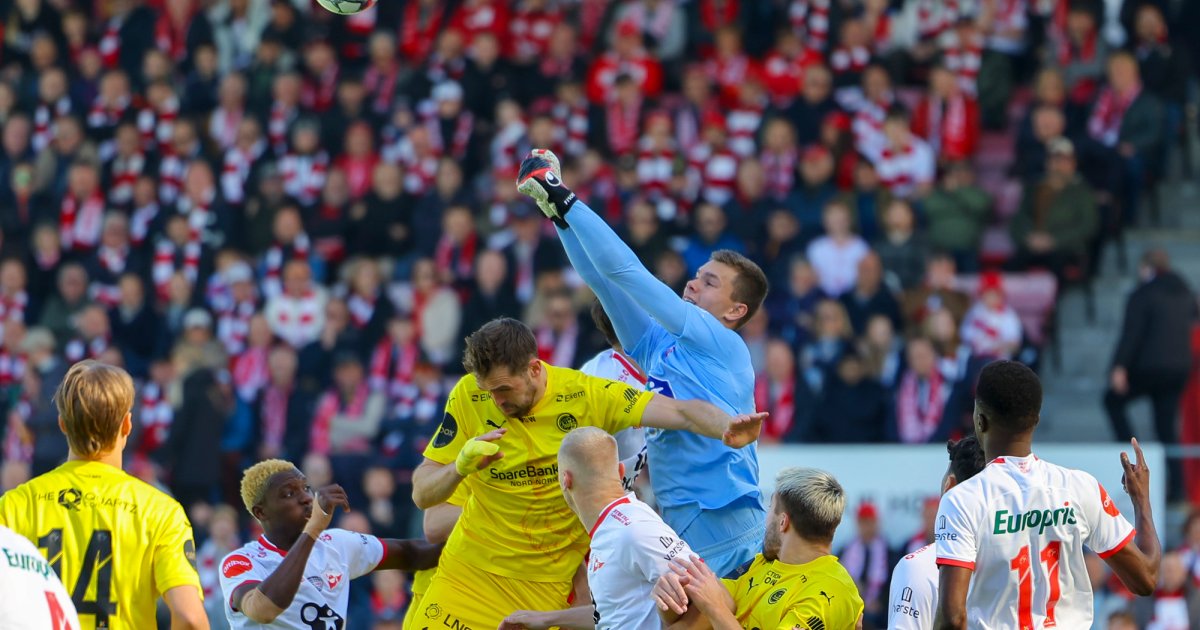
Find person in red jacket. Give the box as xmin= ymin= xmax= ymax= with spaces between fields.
xmin=585 ymin=20 xmax=663 ymax=104
xmin=912 ymin=63 xmax=980 ymax=162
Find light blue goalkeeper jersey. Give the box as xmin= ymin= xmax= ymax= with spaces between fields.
xmin=555 ymin=200 xmax=763 ymax=536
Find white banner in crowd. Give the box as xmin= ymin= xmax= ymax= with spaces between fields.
xmin=757 ymin=443 xmax=1167 ymax=551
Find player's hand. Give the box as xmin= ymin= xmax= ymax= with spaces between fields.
xmin=516 ymin=149 xmax=575 ymax=226
xmin=676 ymin=556 xmax=728 ymax=615
xmin=455 ymin=428 xmax=507 ymax=476
xmin=723 ymin=412 xmax=767 ymax=448
xmin=498 ymin=610 xmax=552 ymax=630
xmin=304 ymin=484 xmax=350 ymax=538
xmin=652 ymin=564 xmax=691 ymax=614
xmin=1120 ymin=437 xmax=1151 ymax=505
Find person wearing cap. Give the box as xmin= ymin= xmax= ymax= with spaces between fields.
xmin=839 ymin=500 xmax=890 ymax=627
xmin=1008 ymin=136 xmax=1099 ymax=281
xmin=1105 ymin=249 xmax=1198 ymax=502
xmin=959 ymin=270 xmax=1023 ymax=361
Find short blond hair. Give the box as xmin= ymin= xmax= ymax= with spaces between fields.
xmin=775 ymin=467 xmax=845 ymax=543
xmin=53 ymin=360 xmax=134 ymax=457
xmin=240 ymin=459 xmax=298 ymax=517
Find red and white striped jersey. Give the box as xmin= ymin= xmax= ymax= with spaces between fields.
xmin=873 ymin=139 xmax=935 ymax=199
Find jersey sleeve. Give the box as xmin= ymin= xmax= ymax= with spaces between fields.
xmin=887 ymin=556 xmax=936 ymax=630
xmin=325 ymin=529 xmax=386 ymax=579
xmin=934 ymin=489 xmax=979 ymax=570
xmin=422 ymin=379 xmax=478 ymax=465
xmin=779 ymin=597 xmax=836 ymax=630
xmin=0 ymin=488 xmax=26 ymax=531
xmin=1083 ymin=480 xmax=1136 ymax=558
xmin=619 ymin=524 xmax=693 ymax=584
xmin=151 ymin=497 xmax=204 ymax=597
xmin=218 ymin=550 xmax=271 ymax=613
xmin=583 ymin=373 xmax=652 ymax=434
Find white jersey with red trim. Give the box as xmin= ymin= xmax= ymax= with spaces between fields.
xmin=0 ymin=525 xmax=81 ymax=629
xmin=218 ymin=529 xmax=385 ymax=629
xmin=587 ymin=494 xmax=693 ymax=629
xmin=888 ymin=542 xmax=938 ymax=630
xmin=935 ymin=455 xmax=1135 ymax=630
xmin=580 ymin=349 xmax=648 ymax=492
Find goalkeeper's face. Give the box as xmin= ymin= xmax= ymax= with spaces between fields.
xmin=683 ymin=261 xmax=744 ymax=326
xmin=476 ymin=361 xmax=540 ymax=419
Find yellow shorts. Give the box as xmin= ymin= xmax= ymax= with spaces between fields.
xmin=411 ymin=555 xmax=571 ymax=629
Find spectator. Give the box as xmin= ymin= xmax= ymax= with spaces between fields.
xmin=309 ymin=352 xmax=386 ymax=505
xmin=59 ymin=161 xmax=105 ymax=255
xmin=459 ymin=250 xmax=521 ymax=342
xmin=960 ymin=271 xmax=1023 ymax=360
xmin=840 ymin=251 xmax=901 ymax=336
xmin=431 ymin=205 xmax=481 ymax=293
xmin=1131 ymin=4 xmax=1191 ymax=131
xmin=84 ymin=212 xmax=139 ymax=308
xmin=254 ymin=345 xmax=314 ymax=462
xmin=265 ymin=259 xmax=329 ymax=349
xmin=39 ymin=262 xmax=90 ymax=346
xmin=923 ymin=162 xmax=991 ymax=271
xmin=1055 ymin=4 xmax=1107 ymax=109
xmin=1105 ymin=249 xmax=1197 ymax=502
xmin=1085 ymin=51 xmax=1163 ymax=223
xmin=840 ymin=501 xmax=890 ymax=628
xmin=19 ymin=328 xmax=66 ymax=476
xmin=757 ymin=209 xmax=809 ymax=292
xmin=532 ymin=290 xmax=592 ymax=370
xmin=109 ymin=274 xmax=159 ymax=376
xmin=356 ymin=162 xmax=417 ymax=259
xmin=754 ymin=339 xmax=799 ymax=443
xmin=395 ymin=258 xmax=460 ymax=367
xmin=902 ymin=252 xmax=971 ymax=334
xmin=499 ymin=204 xmax=565 ymax=306
xmin=767 ymin=256 xmax=825 ymax=347
xmin=786 ymin=65 xmax=837 ymax=147
xmin=723 ymin=158 xmax=774 ymax=249
xmin=806 ymin=199 xmax=869 ymax=297
xmin=166 ymin=363 xmax=235 ymax=509
xmin=1008 ymin=137 xmax=1099 ymax=279
xmin=681 ymin=203 xmax=744 ymax=275
xmin=809 ymin=351 xmax=889 ymax=444
xmin=874 ymin=198 xmax=929 ymax=291
xmin=799 ymin=298 xmax=853 ymax=397
xmin=792 ymin=144 xmax=837 ymax=228
xmin=618 ymin=200 xmax=671 ymax=270
xmin=197 ymin=504 xmax=241 ymax=629
xmin=858 ymin=313 xmax=904 ymax=390
xmin=1016 ymin=103 xmax=1070 ymax=184
xmin=912 ymin=62 xmax=980 ymax=162
xmin=872 ymin=107 xmax=935 ymax=200
xmin=889 ymin=336 xmax=952 ymax=444
xmin=343 ymin=258 xmax=394 ymax=353
xmin=1147 ymin=552 xmax=1189 ymax=630
xmin=171 ymin=308 xmax=227 ymax=376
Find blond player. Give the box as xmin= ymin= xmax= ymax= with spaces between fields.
xmin=411 ymin=318 xmax=764 ymax=628
xmin=934 ymin=361 xmax=1161 ymax=629
xmin=0 ymin=360 xmax=208 ymax=629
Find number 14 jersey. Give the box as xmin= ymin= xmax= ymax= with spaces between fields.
xmin=936 ymin=455 xmax=1135 ymax=630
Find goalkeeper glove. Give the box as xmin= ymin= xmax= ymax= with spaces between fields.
xmin=516 ymin=149 xmax=576 ymax=228
xmin=456 ymin=437 xmax=502 ymax=476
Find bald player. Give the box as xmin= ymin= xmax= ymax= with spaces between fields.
xmin=501 ymin=427 xmax=694 ymax=630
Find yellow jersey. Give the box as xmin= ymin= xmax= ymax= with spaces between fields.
xmin=423 ymin=362 xmax=651 ymax=582
xmin=723 ymin=553 xmax=864 ymax=630
xmin=409 ymin=482 xmax=469 ymax=598
xmin=0 ymin=460 xmax=202 ymax=630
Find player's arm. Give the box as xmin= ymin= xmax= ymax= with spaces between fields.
xmin=933 ymin=566 xmax=972 ymax=630
xmin=640 ymin=394 xmax=766 ymax=449
xmin=163 ymin=586 xmax=209 ymax=630
xmin=1101 ymin=438 xmax=1161 ymax=596
xmin=375 ymin=539 xmax=443 ymax=572
xmin=422 ymin=502 xmax=463 ymax=544
xmin=230 ymin=487 xmax=350 ymax=623
xmin=499 ymin=607 xmax=596 ymax=630
xmin=411 ymin=428 xmax=505 ymax=509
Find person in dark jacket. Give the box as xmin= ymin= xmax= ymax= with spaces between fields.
xmin=20 ymin=328 xmax=68 ymax=476
xmin=166 ymin=367 xmax=235 ymax=509
xmin=807 ymin=351 xmax=888 ymax=443
xmin=458 ymin=249 xmax=522 ymax=346
xmin=1105 ymin=249 xmax=1198 ymax=501
xmin=840 ymin=251 xmax=902 ymax=336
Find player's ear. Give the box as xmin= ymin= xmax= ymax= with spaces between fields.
xmin=120 ymin=411 xmax=132 ymax=437
xmin=57 ymin=416 xmax=65 ymax=435
xmin=251 ymin=504 xmax=266 ymax=523
xmin=528 ymin=357 xmax=541 ymax=378
xmin=778 ymin=512 xmax=791 ymax=534
xmin=726 ymin=302 xmax=748 ymax=325
xmin=617 ymin=461 xmax=626 ymax=481
xmin=561 ymin=470 xmax=573 ymax=490
xmin=942 ymin=473 xmax=958 ymax=494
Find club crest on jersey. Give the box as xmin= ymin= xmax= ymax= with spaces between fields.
xmin=556 ymin=413 xmax=578 ymax=432
xmin=326 ymin=571 xmax=343 ymax=589
xmin=769 ymin=588 xmax=788 ymax=604
xmin=222 ymin=555 xmax=253 ymax=578
xmin=645 ymin=376 xmax=674 ymax=398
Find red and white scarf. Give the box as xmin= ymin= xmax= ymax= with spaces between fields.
xmin=425 ymin=112 xmax=474 ymax=161
xmin=347 ymin=292 xmax=378 ymax=330
xmin=232 ymin=346 xmax=270 ymax=402
xmin=139 ymin=382 xmax=172 ymax=453
xmin=636 ymin=139 xmax=676 ymax=200
xmin=137 ymin=95 xmax=179 ymax=154
xmin=552 ymin=99 xmax=589 ymax=158
xmin=65 ymin=335 xmax=110 ymax=363
xmin=99 ymin=16 xmax=123 ymax=69
xmin=605 ymin=97 xmax=642 ymax=156
xmin=623 ymin=1 xmax=677 ymax=42
xmin=364 ymin=62 xmax=401 ymax=116
xmin=157 ymin=153 xmax=189 ymax=205
xmin=260 ymin=384 xmax=291 ymax=453
xmin=131 ymin=203 xmax=160 ymax=247
xmin=399 ymin=1 xmax=445 ymax=63
xmin=789 ymin=0 xmax=830 ymax=52
xmin=369 ymin=339 xmax=420 ymax=402
xmin=754 ymin=375 xmax=795 ymax=440
xmin=262 ymin=234 xmax=311 ymax=300
xmin=33 ymin=97 xmax=72 ymax=152
xmin=221 ymin=140 xmax=266 ymax=205
xmin=108 ymin=151 xmax=146 ymax=207
xmin=0 ymin=292 xmax=28 ymax=338
xmin=209 ymin=106 xmax=244 ymax=151
xmin=509 ymin=6 xmax=559 ymax=61
xmin=916 ymin=0 xmax=961 ymax=39
xmin=302 ymin=64 xmax=340 ymax=113
xmin=280 ymin=152 xmax=329 ymax=206
xmin=310 ymin=385 xmax=371 ymax=455
xmin=943 ymin=31 xmax=983 ymax=96
xmin=761 ymin=147 xmax=798 ymax=199
xmin=830 ymin=46 xmax=871 ymax=76
xmin=896 ymin=369 xmax=947 ymax=443
xmin=152 ymin=239 xmax=201 ymax=301
xmin=1088 ymin=85 xmax=1141 ymax=147
xmin=536 ymin=323 xmax=579 ymax=369
xmin=60 ymin=193 xmax=105 ymax=253
xmin=434 ymin=232 xmax=478 ymax=284
xmin=727 ymin=103 xmax=765 ymax=157
xmin=0 ymin=349 xmax=26 ymax=388
xmin=216 ymin=300 xmax=257 ymax=356
xmin=267 ymin=103 xmax=297 ymax=156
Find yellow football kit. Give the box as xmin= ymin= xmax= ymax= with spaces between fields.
xmin=0 ymin=460 xmax=202 ymax=630
xmin=723 ymin=553 xmax=864 ymax=630
xmin=417 ymin=362 xmax=652 ymax=628
xmin=404 ymin=484 xmax=468 ymax=630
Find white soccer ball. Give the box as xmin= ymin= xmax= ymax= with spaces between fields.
xmin=315 ymin=0 xmax=377 ymax=15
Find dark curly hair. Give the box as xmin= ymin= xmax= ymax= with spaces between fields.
xmin=947 ymin=436 xmax=985 ymax=483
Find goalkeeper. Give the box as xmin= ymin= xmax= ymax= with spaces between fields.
xmin=411 ymin=317 xmax=765 ymax=628
xmin=516 ymin=149 xmax=770 ymax=577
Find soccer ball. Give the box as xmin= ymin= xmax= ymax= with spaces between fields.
xmin=315 ymin=0 xmax=377 ymax=15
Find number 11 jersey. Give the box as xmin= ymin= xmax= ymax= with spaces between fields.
xmin=935 ymin=455 xmax=1135 ymax=630
xmin=0 ymin=460 xmax=203 ymax=630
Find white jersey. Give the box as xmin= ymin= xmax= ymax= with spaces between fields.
xmin=935 ymin=455 xmax=1136 ymax=630
xmin=0 ymin=525 xmax=81 ymax=629
xmin=888 ymin=543 xmax=938 ymax=630
xmin=588 ymin=494 xmax=694 ymax=630
xmin=219 ymin=529 xmax=385 ymax=629
xmin=580 ymin=349 xmax=648 ymax=492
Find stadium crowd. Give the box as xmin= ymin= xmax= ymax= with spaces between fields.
xmin=0 ymin=0 xmax=1198 ymax=626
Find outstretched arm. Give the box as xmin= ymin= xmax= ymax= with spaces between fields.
xmin=641 ymin=395 xmax=765 ymax=448
xmin=375 ymin=539 xmax=443 ymax=572
xmin=556 ymin=220 xmax=654 ymax=350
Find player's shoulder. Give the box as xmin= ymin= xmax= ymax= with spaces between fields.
xmin=0 ymin=524 xmax=39 ymax=554
xmin=220 ymin=540 xmax=273 ymax=582
xmin=579 ymin=350 xmax=612 ymax=377
xmin=319 ymin=528 xmax=379 ymax=552
xmin=892 ymin=544 xmax=937 ymax=579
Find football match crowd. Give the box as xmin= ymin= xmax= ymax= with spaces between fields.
xmin=0 ymin=0 xmax=1198 ymax=628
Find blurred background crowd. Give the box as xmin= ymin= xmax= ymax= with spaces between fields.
xmin=0 ymin=0 xmax=1198 ymax=626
